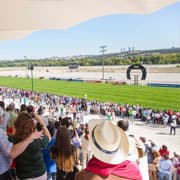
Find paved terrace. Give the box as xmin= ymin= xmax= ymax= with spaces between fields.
xmin=125 ymin=119 xmax=180 ymax=156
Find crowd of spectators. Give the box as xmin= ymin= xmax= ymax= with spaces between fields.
xmin=0 ymin=86 xmax=180 ymax=180
xmin=0 ymin=87 xmax=179 ymax=126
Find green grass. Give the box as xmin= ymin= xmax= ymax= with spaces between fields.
xmin=0 ymin=76 xmax=179 ymax=111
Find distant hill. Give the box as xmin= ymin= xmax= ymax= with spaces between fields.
xmin=0 ymin=47 xmax=180 ymax=67
xmin=89 ymin=47 xmax=180 ymax=59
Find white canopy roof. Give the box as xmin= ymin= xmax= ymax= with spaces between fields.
xmin=0 ymin=0 xmax=179 ymax=40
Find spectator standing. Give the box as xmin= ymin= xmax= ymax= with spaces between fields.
xmin=80 ymin=128 xmax=92 ymax=169
xmin=117 ymin=120 xmax=144 ymax=161
xmin=0 ymin=107 xmax=42 ymax=180
xmin=7 ymin=103 xmax=17 ymax=128
xmin=159 ymin=145 xmax=170 ymax=157
xmin=42 ymin=124 xmax=57 ymax=180
xmin=51 ymin=127 xmax=80 ymax=180
xmin=0 ymin=101 xmax=10 ymax=131
xmin=171 ymin=152 xmax=180 ymax=180
xmin=75 ymin=119 xmax=142 ymax=180
xmin=117 ymin=120 xmax=147 ymax=180
xmin=170 ymin=118 xmax=177 ymax=135
xmin=38 ymin=106 xmax=49 ymax=126
xmin=157 ymin=154 xmax=173 ymax=180
xmin=8 ymin=112 xmax=51 ymax=180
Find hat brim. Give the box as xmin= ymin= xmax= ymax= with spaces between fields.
xmin=88 ymin=119 xmax=129 ymax=164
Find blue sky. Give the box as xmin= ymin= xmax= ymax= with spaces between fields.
xmin=0 ymin=2 xmax=179 ymax=60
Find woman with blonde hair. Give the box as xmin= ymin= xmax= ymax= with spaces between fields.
xmin=51 ymin=126 xmax=79 ymax=180
xmin=9 ymin=112 xmax=51 ymax=180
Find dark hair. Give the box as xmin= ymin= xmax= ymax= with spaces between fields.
xmin=6 ymin=106 xmax=10 ymax=111
xmin=61 ymin=117 xmax=73 ymax=128
xmin=36 ymin=122 xmax=43 ymax=131
xmin=117 ymin=120 xmax=129 ymax=131
xmin=140 ymin=137 xmax=146 ymax=143
xmin=51 ymin=127 xmax=75 ymax=159
xmin=27 ymin=105 xmax=34 ymax=113
xmin=162 ymin=145 xmax=167 ymax=150
xmin=47 ymin=124 xmax=55 ymax=137
xmin=15 ymin=108 xmax=20 ymax=114
xmin=20 ymin=104 xmax=27 ymax=112
xmin=54 ymin=120 xmax=60 ymax=129
xmin=38 ymin=106 xmax=43 ymax=115
xmin=0 ymin=101 xmax=5 ymax=110
xmin=163 ymin=154 xmax=169 ymax=160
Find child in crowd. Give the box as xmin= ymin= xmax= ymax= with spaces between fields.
xmin=42 ymin=124 xmax=57 ymax=180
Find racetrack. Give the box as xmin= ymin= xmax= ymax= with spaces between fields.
xmin=0 ymin=64 xmax=180 ymax=85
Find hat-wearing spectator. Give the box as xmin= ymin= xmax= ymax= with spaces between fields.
xmin=0 ymin=107 xmax=42 ymax=180
xmin=8 ymin=112 xmax=51 ymax=180
xmin=75 ymin=119 xmax=142 ymax=180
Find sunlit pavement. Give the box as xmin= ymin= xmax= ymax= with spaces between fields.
xmin=126 ymin=119 xmax=180 ymax=156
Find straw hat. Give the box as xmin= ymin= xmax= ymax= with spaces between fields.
xmin=89 ymin=119 xmax=129 ymax=164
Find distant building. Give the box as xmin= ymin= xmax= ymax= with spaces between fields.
xmin=68 ymin=62 xmax=79 ymax=70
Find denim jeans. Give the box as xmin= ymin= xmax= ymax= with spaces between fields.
xmin=158 ymin=171 xmax=170 ymax=180
xmin=47 ymin=173 xmax=56 ymax=180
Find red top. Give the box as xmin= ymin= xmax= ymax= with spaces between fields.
xmin=159 ymin=149 xmax=170 ymax=156
xmin=85 ymin=157 xmax=142 ymax=180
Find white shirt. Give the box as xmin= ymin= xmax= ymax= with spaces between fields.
xmin=170 ymin=119 xmax=177 ymax=127
xmin=0 ymin=129 xmax=12 ymax=175
xmin=0 ymin=111 xmax=10 ymax=131
xmin=80 ymin=135 xmax=91 ymax=154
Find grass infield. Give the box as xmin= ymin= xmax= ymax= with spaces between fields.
xmin=0 ymin=76 xmax=179 ymax=111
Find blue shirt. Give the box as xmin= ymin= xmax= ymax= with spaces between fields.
xmin=0 ymin=129 xmax=12 ymax=175
xmin=42 ymin=138 xmax=56 ymax=174
xmin=158 ymin=159 xmax=172 ymax=174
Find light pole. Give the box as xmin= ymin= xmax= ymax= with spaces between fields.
xmin=26 ymin=56 xmax=34 ymax=92
xmin=100 ymin=45 xmax=107 ymax=80
xmin=30 ymin=64 xmax=34 ymax=92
